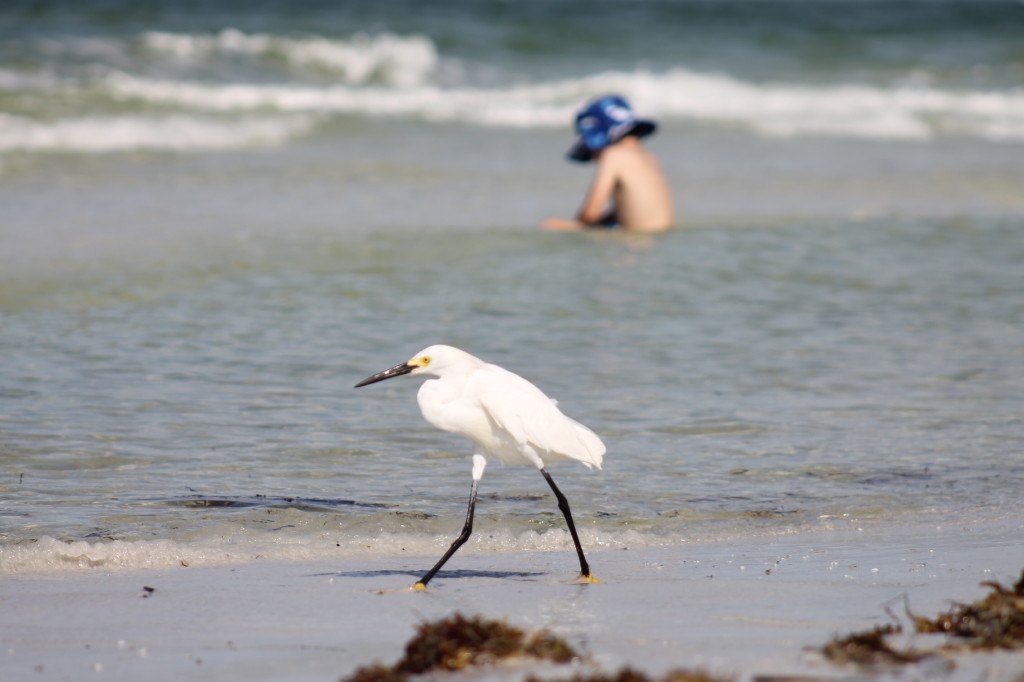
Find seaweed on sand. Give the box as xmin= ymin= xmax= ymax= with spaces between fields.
xmin=341 ymin=613 xmax=729 ymax=682
xmin=912 ymin=569 xmax=1024 ymax=650
xmin=345 ymin=664 xmax=409 ymax=682
xmin=397 ymin=612 xmax=577 ymax=673
xmin=341 ymin=613 xmax=577 ymax=682
xmin=823 ymin=568 xmax=1024 ymax=670
xmin=526 ymin=666 xmax=727 ymax=682
xmin=821 ymin=624 xmax=926 ymax=667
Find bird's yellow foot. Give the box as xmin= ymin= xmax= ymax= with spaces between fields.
xmin=412 ymin=581 xmax=427 ymax=591
xmin=577 ymin=574 xmax=603 ymax=584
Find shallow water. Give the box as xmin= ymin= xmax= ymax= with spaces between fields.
xmin=1 ymin=0 xmax=1023 ymax=573
xmin=3 ymin=217 xmax=1023 ymax=571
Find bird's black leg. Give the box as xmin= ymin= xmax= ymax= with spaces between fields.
xmin=415 ymin=478 xmax=479 ymax=589
xmin=541 ymin=469 xmax=595 ymax=581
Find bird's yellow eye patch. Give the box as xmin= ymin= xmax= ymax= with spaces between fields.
xmin=410 ymin=356 xmax=431 ymax=368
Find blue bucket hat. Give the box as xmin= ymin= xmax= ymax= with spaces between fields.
xmin=567 ymin=95 xmax=657 ymax=162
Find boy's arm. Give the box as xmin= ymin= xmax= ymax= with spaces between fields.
xmin=575 ymin=158 xmax=618 ymax=225
xmin=540 ymin=217 xmax=587 ymax=230
xmin=540 ymin=154 xmax=619 ymax=230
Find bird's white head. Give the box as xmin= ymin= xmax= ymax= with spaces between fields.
xmin=354 ymin=344 xmax=479 ymax=387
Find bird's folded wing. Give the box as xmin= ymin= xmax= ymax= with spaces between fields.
xmin=478 ymin=378 xmax=605 ymax=469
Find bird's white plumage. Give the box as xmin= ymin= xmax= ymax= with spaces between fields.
xmin=409 ymin=345 xmax=604 ymax=471
xmin=354 ymin=343 xmax=604 ymax=586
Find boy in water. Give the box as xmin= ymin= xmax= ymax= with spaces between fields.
xmin=542 ymin=95 xmax=674 ymax=232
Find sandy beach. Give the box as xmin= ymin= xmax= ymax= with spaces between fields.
xmin=4 ymin=515 xmax=1023 ymax=682
xmin=3 ymin=4 xmax=1023 ymax=682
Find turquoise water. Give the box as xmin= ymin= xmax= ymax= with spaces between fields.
xmin=2 ymin=0 xmax=1023 ymax=153
xmin=3 ymin=220 xmax=1022 ymax=571
xmin=2 ymin=0 xmax=1023 ymax=572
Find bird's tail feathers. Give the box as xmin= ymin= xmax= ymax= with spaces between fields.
xmin=569 ymin=420 xmax=605 ymax=470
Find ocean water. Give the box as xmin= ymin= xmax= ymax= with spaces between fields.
xmin=1 ymin=0 xmax=1023 ymax=574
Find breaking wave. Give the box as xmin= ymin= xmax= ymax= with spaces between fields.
xmin=0 ymin=527 xmax=657 ymax=574
xmin=0 ymin=112 xmax=318 ymax=153
xmin=3 ymin=28 xmax=1023 ymax=157
xmin=140 ymin=29 xmax=438 ymax=88
xmin=100 ymin=66 xmax=1024 ymax=142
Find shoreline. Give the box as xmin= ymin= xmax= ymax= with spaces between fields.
xmin=3 ymin=516 xmax=1022 ymax=682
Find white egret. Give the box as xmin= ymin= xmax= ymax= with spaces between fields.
xmin=355 ymin=344 xmax=605 ymax=589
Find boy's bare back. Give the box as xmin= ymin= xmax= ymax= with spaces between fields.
xmin=542 ymin=95 xmax=675 ymax=233
xmin=585 ymin=137 xmax=674 ymax=231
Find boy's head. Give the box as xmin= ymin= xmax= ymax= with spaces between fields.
xmin=567 ymin=94 xmax=657 ymax=162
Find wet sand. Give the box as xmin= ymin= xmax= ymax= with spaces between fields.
xmin=3 ymin=515 xmax=1022 ymax=682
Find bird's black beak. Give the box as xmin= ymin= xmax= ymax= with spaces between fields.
xmin=354 ymin=362 xmax=415 ymax=388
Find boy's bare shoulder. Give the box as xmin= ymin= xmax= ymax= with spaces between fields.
xmin=603 ymin=137 xmax=640 ymax=156
xmin=601 ymin=138 xmax=660 ymax=174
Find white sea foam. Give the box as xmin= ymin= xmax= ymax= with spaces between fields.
xmin=601 ymin=69 xmax=1024 ymax=141
xmin=0 ymin=528 xmax=656 ymax=574
xmin=141 ymin=29 xmax=437 ymax=88
xmin=0 ymin=112 xmax=316 ymax=153
xmin=6 ymin=26 xmax=1024 ymax=150
xmin=0 ymin=68 xmax=59 ymax=91
xmin=98 ymin=67 xmax=1024 ymax=142
xmin=100 ymin=71 xmax=571 ymax=129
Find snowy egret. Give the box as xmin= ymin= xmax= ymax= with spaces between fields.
xmin=355 ymin=344 xmax=605 ymax=589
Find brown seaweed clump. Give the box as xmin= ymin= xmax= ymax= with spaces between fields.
xmin=526 ymin=666 xmax=727 ymax=682
xmin=823 ymin=568 xmax=1024 ymax=671
xmin=342 ymin=614 xmax=729 ymax=682
xmin=913 ymin=569 xmax=1024 ymax=650
xmin=821 ymin=624 xmax=926 ymax=667
xmin=344 ymin=664 xmax=410 ymax=682
xmin=398 ymin=612 xmax=577 ymax=673
xmin=341 ymin=613 xmax=578 ymax=682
